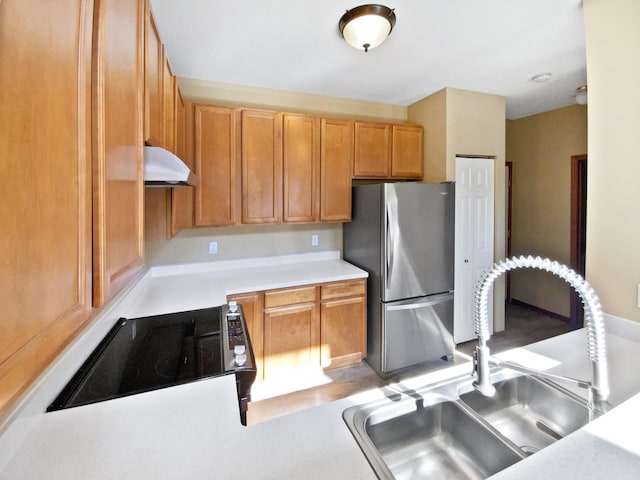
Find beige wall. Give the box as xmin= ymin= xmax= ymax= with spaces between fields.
xmin=405 ymin=88 xmax=447 ymax=183
xmin=408 ymin=88 xmax=507 ymax=332
xmin=178 ymin=77 xmax=408 ymax=122
xmin=146 ymin=223 xmax=342 ymax=265
xmin=506 ymin=105 xmax=588 ymax=317
xmin=146 ymin=79 xmax=409 ymax=266
xmin=583 ymin=0 xmax=640 ymax=321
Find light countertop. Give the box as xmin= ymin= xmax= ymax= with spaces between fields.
xmin=2 ymin=251 xmax=640 ymax=479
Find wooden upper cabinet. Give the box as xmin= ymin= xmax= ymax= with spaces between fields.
xmin=241 ymin=110 xmax=283 ymax=224
xmin=143 ymin=55 xmax=177 ymax=242
xmin=144 ymin=3 xmax=163 ymax=147
xmin=162 ymin=56 xmax=175 ymax=152
xmin=92 ymin=0 xmax=145 ymax=306
xmin=391 ymin=124 xmax=424 ymax=178
xmin=194 ymin=105 xmax=240 ymax=227
xmin=353 ymin=121 xmax=391 ymax=178
xmin=283 ymin=114 xmax=320 ymax=223
xmin=321 ymin=118 xmax=353 ymax=222
xmin=0 ymin=0 xmax=94 ymax=417
xmin=170 ymin=89 xmax=194 ymax=235
xmin=174 ymin=87 xmax=187 ymax=160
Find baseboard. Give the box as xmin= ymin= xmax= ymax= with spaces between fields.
xmin=509 ymin=299 xmax=570 ymax=323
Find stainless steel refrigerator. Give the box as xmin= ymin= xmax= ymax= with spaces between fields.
xmin=343 ymin=182 xmax=455 ymax=377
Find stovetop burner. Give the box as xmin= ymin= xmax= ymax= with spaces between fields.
xmin=48 ymin=303 xmax=256 ymax=425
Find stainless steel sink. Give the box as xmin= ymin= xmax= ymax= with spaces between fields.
xmin=459 ymin=375 xmax=590 ymax=454
xmin=364 ymin=399 xmax=522 ymax=479
xmin=343 ymin=368 xmax=592 ymax=479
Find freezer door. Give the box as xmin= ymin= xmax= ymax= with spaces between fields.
xmin=383 ymin=183 xmax=454 ymax=302
xmin=381 ymin=293 xmax=454 ymax=374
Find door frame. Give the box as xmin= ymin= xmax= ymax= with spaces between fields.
xmin=505 ymin=161 xmax=513 ymax=302
xmin=570 ymin=154 xmax=587 ymax=329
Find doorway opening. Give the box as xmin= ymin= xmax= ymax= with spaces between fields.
xmin=570 ymin=154 xmax=588 ymax=329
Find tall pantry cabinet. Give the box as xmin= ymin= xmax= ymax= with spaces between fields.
xmin=92 ymin=0 xmax=145 ymax=306
xmin=0 ymin=0 xmax=94 ymax=419
xmin=0 ymin=0 xmax=145 ymax=418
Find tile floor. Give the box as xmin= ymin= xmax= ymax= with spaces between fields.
xmin=246 ymin=301 xmax=569 ymax=425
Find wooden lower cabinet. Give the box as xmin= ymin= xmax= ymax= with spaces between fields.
xmin=263 ymin=286 xmax=319 ymax=378
xmin=264 ymin=302 xmax=320 ymax=378
xmin=228 ymin=279 xmax=366 ymax=381
xmin=320 ymin=280 xmax=367 ymax=369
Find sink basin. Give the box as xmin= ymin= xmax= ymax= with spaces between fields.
xmin=343 ymin=369 xmax=593 ymax=479
xmin=366 ymin=400 xmax=522 ymax=479
xmin=459 ymin=375 xmax=590 ymax=453
xmin=344 ymin=391 xmax=523 ymax=480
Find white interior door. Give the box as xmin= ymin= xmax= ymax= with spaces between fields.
xmin=454 ymin=156 xmax=495 ymax=344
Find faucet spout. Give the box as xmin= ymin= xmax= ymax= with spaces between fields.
xmin=472 ymin=255 xmax=610 ymax=413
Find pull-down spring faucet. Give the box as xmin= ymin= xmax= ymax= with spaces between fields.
xmin=472 ymin=256 xmax=610 ymax=414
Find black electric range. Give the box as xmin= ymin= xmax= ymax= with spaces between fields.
xmin=48 ymin=302 xmax=256 ymax=425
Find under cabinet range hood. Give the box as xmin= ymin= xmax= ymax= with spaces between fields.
xmin=143 ymin=146 xmax=198 ymax=187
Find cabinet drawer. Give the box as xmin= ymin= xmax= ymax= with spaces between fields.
xmin=321 ymin=279 xmax=366 ymax=301
xmin=264 ymin=286 xmax=317 ymax=308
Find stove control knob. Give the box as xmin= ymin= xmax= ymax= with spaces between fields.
xmin=235 ymin=353 xmax=247 ymax=367
xmin=228 ymin=301 xmax=238 ymax=313
xmin=234 ymin=345 xmax=246 ymax=355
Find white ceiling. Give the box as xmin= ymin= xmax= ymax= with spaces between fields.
xmin=149 ymin=0 xmax=587 ymax=120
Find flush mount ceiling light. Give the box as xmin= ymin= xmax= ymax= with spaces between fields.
xmin=575 ymin=85 xmax=588 ymax=105
xmin=530 ymin=72 xmax=552 ymax=83
xmin=339 ymin=4 xmax=396 ymax=53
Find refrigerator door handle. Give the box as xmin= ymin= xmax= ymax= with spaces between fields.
xmin=386 ymin=296 xmax=452 ymax=311
xmin=386 ymin=200 xmax=395 ymax=286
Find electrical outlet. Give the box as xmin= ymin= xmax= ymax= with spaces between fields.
xmin=311 ymin=234 xmax=319 ymax=247
xmin=208 ymin=241 xmax=218 ymax=255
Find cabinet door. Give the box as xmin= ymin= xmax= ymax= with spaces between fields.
xmin=321 ymin=119 xmax=353 ymax=222
xmin=170 ymin=87 xmax=194 ymax=235
xmin=321 ymin=297 xmax=367 ymax=369
xmin=92 ymin=0 xmax=145 ymax=306
xmin=241 ymin=110 xmax=283 ymax=224
xmin=0 ymin=0 xmax=94 ymax=417
xmin=391 ymin=124 xmax=423 ymax=179
xmin=143 ymin=3 xmax=163 ymax=147
xmin=162 ymin=56 xmax=175 ymax=152
xmin=264 ymin=303 xmax=320 ymax=378
xmin=194 ymin=105 xmax=240 ymax=226
xmin=353 ymin=122 xmax=391 ymax=178
xmin=227 ymin=292 xmax=264 ymax=380
xmin=320 ymin=280 xmax=367 ymax=369
xmin=283 ymin=114 xmax=320 ymax=223
xmin=143 ymin=57 xmax=176 ymax=242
